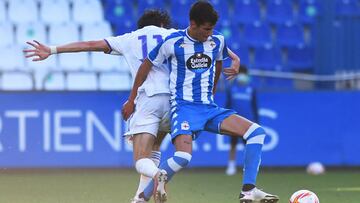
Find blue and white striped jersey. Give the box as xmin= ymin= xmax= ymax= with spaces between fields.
xmin=148 ymin=28 xmax=229 ymax=105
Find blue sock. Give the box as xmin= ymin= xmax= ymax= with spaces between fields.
xmin=143 ymin=151 xmax=192 ymax=199
xmin=242 ymin=123 xmax=266 ymax=186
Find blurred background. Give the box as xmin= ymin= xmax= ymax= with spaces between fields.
xmin=0 ymin=0 xmax=360 ymax=168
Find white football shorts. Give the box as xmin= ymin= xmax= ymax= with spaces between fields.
xmin=125 ymin=91 xmax=171 ymax=137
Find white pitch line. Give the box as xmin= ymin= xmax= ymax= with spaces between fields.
xmin=326 ymin=187 xmax=360 ymax=192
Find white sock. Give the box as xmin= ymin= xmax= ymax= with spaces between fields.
xmin=228 ymin=160 xmax=236 ymax=168
xmin=134 ymin=151 xmax=161 ymax=197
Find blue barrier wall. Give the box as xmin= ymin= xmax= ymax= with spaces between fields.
xmin=0 ymin=91 xmax=359 ymax=168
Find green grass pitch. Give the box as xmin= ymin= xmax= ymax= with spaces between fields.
xmin=0 ymin=168 xmax=359 ymax=203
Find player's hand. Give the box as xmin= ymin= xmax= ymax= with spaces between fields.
xmin=223 ymin=66 xmax=239 ymax=80
xmin=122 ymin=100 xmax=135 ymax=121
xmin=23 ymin=40 xmax=51 ymax=61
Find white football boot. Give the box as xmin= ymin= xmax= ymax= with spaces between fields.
xmin=154 ymin=170 xmax=168 ymax=203
xmin=130 ymin=197 xmax=147 ymax=203
xmin=239 ymin=187 xmax=279 ymax=203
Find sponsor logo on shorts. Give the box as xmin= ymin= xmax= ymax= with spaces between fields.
xmin=181 ymin=121 xmax=190 ymax=130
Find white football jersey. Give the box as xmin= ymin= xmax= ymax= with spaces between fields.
xmin=105 ymin=25 xmax=177 ymax=96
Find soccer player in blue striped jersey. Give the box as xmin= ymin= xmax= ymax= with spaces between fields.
xmin=123 ymin=1 xmax=279 ymax=202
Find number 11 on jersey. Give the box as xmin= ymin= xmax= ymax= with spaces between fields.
xmin=138 ymin=35 xmax=163 ymax=60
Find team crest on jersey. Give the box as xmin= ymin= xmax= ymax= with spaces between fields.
xmin=186 ymin=53 xmax=212 ymax=73
xmin=181 ymin=121 xmax=190 ymax=130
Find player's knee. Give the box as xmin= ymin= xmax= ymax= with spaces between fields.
xmin=135 ymin=158 xmax=158 ymax=178
xmin=243 ymin=123 xmax=266 ymax=145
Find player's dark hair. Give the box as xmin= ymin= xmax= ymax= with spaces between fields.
xmin=137 ymin=9 xmax=171 ymax=29
xmin=189 ymin=1 xmax=218 ymax=26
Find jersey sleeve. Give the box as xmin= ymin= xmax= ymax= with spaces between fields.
xmin=104 ymin=33 xmax=131 ymax=55
xmin=216 ymin=36 xmax=229 ymax=61
xmin=147 ymin=41 xmax=168 ymax=67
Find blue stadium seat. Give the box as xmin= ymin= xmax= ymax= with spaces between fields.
xmin=67 ymin=72 xmax=98 ymax=91
xmin=73 ymin=0 xmax=104 ymax=24
xmin=243 ymin=21 xmax=272 ymax=48
xmin=0 ymin=45 xmax=26 ymax=71
xmin=298 ymin=0 xmax=322 ymax=25
xmin=287 ymin=44 xmax=314 ymax=71
xmin=43 ymin=72 xmax=66 ymax=90
xmin=0 ymin=23 xmax=14 ymax=47
xmin=276 ymin=21 xmax=305 ymax=48
xmin=8 ymin=0 xmax=38 ymax=24
xmin=104 ymin=0 xmax=134 ymax=25
xmin=266 ymin=0 xmax=294 ymax=25
xmin=16 ymin=23 xmax=47 ymax=45
xmin=335 ymin=0 xmax=360 ymax=17
xmin=40 ymin=0 xmax=71 ymax=24
xmin=0 ymin=0 xmax=6 ymax=23
xmin=234 ymin=45 xmax=250 ymax=67
xmin=1 ymin=72 xmax=34 ymax=90
xmin=49 ymin=23 xmax=80 ymax=45
xmin=137 ymin=0 xmax=166 ymax=17
xmin=210 ymin=0 xmax=230 ymax=19
xmin=81 ymin=22 xmax=112 ymax=41
xmin=253 ymin=44 xmax=283 ymax=71
xmin=170 ymin=0 xmax=195 ymax=28
xmin=58 ymin=52 xmax=90 ymax=71
xmin=99 ymin=72 xmax=132 ymax=90
xmin=114 ymin=20 xmax=136 ymax=35
xmin=233 ymin=0 xmax=261 ymax=25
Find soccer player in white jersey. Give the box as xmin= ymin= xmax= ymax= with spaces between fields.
xmin=123 ymin=1 xmax=279 ymax=203
xmin=23 ymin=10 xmax=178 ymax=203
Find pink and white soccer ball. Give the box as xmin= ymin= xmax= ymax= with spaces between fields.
xmin=289 ymin=190 xmax=320 ymax=203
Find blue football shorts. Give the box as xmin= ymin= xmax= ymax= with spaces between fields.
xmin=170 ymin=101 xmax=236 ymax=141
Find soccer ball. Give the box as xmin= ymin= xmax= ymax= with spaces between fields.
xmin=290 ymin=190 xmax=320 ymax=203
xmin=306 ymin=162 xmax=325 ymax=175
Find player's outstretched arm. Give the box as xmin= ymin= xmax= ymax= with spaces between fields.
xmin=23 ymin=40 xmax=110 ymax=61
xmin=223 ymin=48 xmax=240 ymax=80
xmin=122 ymin=58 xmax=153 ymax=121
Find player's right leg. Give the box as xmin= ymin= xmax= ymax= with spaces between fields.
xmin=219 ymin=114 xmax=279 ymax=202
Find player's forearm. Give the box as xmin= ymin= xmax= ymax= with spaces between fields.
xmin=55 ymin=40 xmax=109 ymax=54
xmin=128 ymin=59 xmax=153 ymax=102
xmin=228 ymin=48 xmax=240 ymax=68
xmin=213 ymin=60 xmax=222 ymax=94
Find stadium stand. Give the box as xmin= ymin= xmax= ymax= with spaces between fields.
xmin=40 ymin=0 xmax=71 ymax=25
xmin=276 ymin=21 xmax=305 ymax=48
xmin=16 ymin=23 xmax=47 ymax=45
xmin=243 ymin=21 xmax=272 ymax=48
xmin=1 ymin=72 xmax=33 ymax=90
xmin=8 ymin=0 xmax=38 ymax=24
xmin=0 ymin=0 xmax=359 ymax=91
xmin=66 ymin=72 xmax=98 ymax=90
xmin=266 ymin=0 xmax=294 ymax=25
xmin=335 ymin=0 xmax=360 ymax=17
xmin=233 ymin=0 xmax=262 ymax=25
xmin=73 ymin=0 xmax=104 ymax=24
xmin=99 ymin=72 xmax=132 ymax=90
xmin=0 ymin=0 xmax=6 ymax=24
xmin=49 ymin=23 xmax=80 ymax=45
xmin=0 ymin=23 xmax=14 ymax=47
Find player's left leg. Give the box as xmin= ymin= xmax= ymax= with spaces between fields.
xmin=226 ymin=136 xmax=239 ymax=176
xmin=220 ymin=114 xmax=279 ymax=202
xmin=133 ymin=131 xmax=167 ymax=200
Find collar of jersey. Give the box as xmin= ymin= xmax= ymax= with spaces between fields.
xmin=185 ymin=27 xmax=199 ymax=43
